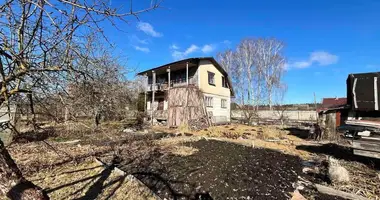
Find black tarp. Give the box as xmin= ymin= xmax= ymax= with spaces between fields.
xmin=347 ymin=72 xmax=380 ymax=111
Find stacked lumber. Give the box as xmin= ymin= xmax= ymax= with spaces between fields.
xmin=346 ymin=120 xmax=380 ymax=129
xmin=341 ymin=119 xmax=380 ymax=158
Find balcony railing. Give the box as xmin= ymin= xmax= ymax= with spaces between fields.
xmin=146 ymin=76 xmax=194 ymax=92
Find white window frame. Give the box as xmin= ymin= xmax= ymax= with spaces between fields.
xmin=205 ymin=96 xmax=213 ymax=107
xmin=221 ymin=99 xmax=227 ymax=108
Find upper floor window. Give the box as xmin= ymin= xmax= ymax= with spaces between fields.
xmin=208 ymin=71 xmax=215 ymax=86
xmin=222 ymin=76 xmax=228 ymax=88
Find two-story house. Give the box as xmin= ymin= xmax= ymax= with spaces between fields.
xmin=137 ymin=57 xmax=234 ymax=124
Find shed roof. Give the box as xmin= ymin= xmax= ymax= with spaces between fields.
xmin=322 ymin=98 xmax=347 ymax=108
xmin=317 ymin=97 xmax=348 ymax=113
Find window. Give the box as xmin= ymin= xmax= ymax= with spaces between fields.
xmin=208 ymin=71 xmax=215 ymax=85
xmin=205 ymin=96 xmax=213 ymax=107
xmin=222 ymin=76 xmax=228 ymax=88
xmin=221 ymin=99 xmax=227 ymax=108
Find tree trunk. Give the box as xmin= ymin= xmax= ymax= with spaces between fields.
xmin=64 ymin=106 xmax=69 ymax=122
xmin=27 ymin=93 xmax=37 ymax=131
xmin=268 ymin=90 xmax=272 ymax=110
xmin=0 ymin=139 xmax=48 ymax=199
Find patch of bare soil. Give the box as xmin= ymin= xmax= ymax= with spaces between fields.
xmin=115 ymin=139 xmax=303 ymax=199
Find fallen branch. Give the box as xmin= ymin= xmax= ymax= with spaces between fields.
xmin=315 ymin=184 xmax=370 ymax=200
xmin=41 ymin=140 xmax=76 ymax=163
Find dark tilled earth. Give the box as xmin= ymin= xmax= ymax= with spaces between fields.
xmin=116 ymin=139 xmax=304 ymax=199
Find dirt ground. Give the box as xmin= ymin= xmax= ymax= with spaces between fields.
xmin=114 ymin=139 xmax=303 ymax=199
xmin=6 ymin=122 xmax=380 ymax=200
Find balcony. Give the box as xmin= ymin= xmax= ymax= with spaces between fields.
xmin=146 ymin=76 xmax=195 ymax=92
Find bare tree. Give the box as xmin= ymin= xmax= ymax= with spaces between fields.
xmin=254 ymin=38 xmax=286 ymax=110
xmin=0 ymin=0 xmax=161 ymax=199
xmin=216 ymin=38 xmax=287 ymax=125
xmin=217 ymin=49 xmax=234 ymax=76
xmin=229 ymin=40 xmax=258 ymax=125
xmin=273 ymin=84 xmax=288 ymax=126
xmin=236 ymin=39 xmax=256 ymax=106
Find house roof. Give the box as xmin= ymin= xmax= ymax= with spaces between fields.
xmin=317 ymin=97 xmax=347 ymax=113
xmin=322 ymin=98 xmax=347 ymax=108
xmin=137 ymin=57 xmax=235 ymax=96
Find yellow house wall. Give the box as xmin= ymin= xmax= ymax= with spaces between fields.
xmin=198 ymin=60 xmax=230 ymax=97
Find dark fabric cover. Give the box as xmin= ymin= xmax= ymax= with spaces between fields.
xmin=347 ymin=72 xmax=380 ymax=111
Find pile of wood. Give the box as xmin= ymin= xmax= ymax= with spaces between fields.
xmin=188 ymin=117 xmax=209 ymax=131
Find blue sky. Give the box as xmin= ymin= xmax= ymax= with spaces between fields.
xmin=102 ymin=0 xmax=380 ymax=104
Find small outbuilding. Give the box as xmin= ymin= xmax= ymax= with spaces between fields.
xmin=317 ymin=98 xmax=348 ymax=140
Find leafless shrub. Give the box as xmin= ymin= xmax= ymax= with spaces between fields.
xmin=0 ymin=0 xmax=162 ymax=198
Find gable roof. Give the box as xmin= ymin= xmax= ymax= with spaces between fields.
xmin=317 ymin=97 xmax=347 ymax=113
xmin=322 ymin=97 xmax=347 ymax=108
xmin=137 ymin=57 xmax=235 ymax=96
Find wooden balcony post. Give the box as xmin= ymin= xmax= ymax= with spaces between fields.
xmin=144 ymin=73 xmax=147 ymax=111
xmin=167 ymin=66 xmax=171 ymax=89
xmin=186 ymin=62 xmax=189 ymax=86
xmin=151 ymin=70 xmax=156 ymax=124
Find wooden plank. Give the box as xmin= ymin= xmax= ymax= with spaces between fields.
xmin=352 ymin=140 xmax=380 ymax=152
xmin=315 ymin=184 xmax=369 ymax=200
xmin=354 ymin=149 xmax=380 ymax=159
xmin=336 ymin=111 xmax=341 ymax=127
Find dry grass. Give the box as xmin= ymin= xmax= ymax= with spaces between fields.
xmin=331 ymin=160 xmax=380 ymax=200
xmin=159 ymin=124 xmax=311 ymax=159
xmin=156 ymin=136 xmax=201 ymax=157
xmin=152 ymin=124 xmax=311 ymax=158
xmin=26 ymin=160 xmax=158 ymax=200
xmin=195 ymin=124 xmax=302 ymax=141
xmin=164 ymin=145 xmax=199 ymax=156
xmin=9 ymin=139 xmax=112 ymax=176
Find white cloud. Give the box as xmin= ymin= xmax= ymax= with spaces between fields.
xmin=293 ymin=61 xmax=312 ymax=69
xmin=201 ymin=44 xmax=215 ymax=54
xmin=222 ymin=40 xmax=231 ymax=45
xmin=310 ymin=51 xmax=338 ymax=66
xmin=129 ymin=35 xmax=148 ymax=44
xmin=185 ymin=44 xmax=199 ymax=54
xmin=171 ymin=44 xmax=199 ymax=60
xmin=134 ymin=46 xmax=150 ymax=53
xmin=170 ymin=44 xmax=179 ymax=50
xmin=136 ymin=22 xmax=163 ymax=37
xmin=287 ymin=51 xmax=338 ymax=69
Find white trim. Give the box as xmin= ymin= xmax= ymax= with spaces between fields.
xmin=353 ymin=78 xmax=358 ymax=109
xmin=186 ymin=62 xmax=189 ymax=85
xmin=375 ymin=77 xmax=378 ymax=110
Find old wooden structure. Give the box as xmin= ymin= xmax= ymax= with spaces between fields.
xmin=317 ymin=98 xmax=348 ymax=140
xmin=167 ymin=86 xmax=210 ymax=127
xmin=137 ymin=57 xmax=234 ymax=127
